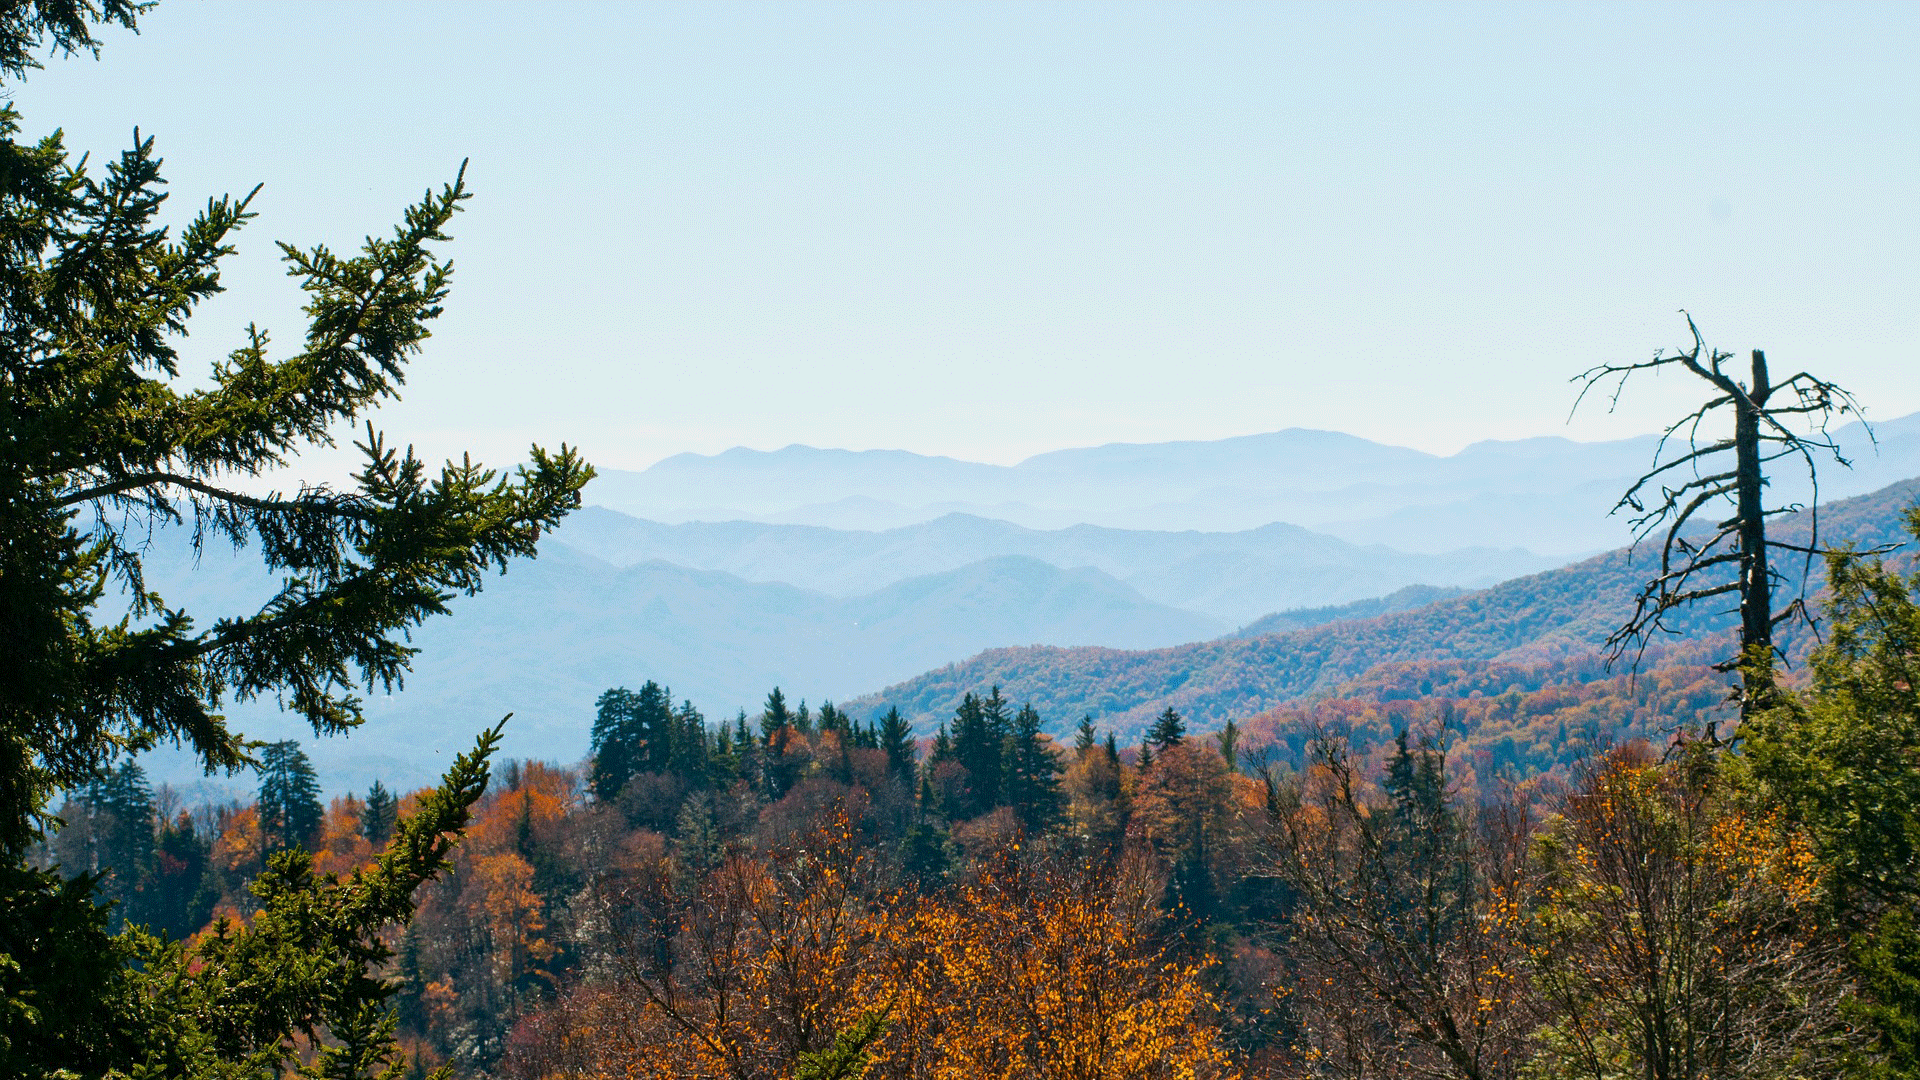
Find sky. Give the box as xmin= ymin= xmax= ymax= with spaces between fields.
xmin=13 ymin=0 xmax=1917 ymax=473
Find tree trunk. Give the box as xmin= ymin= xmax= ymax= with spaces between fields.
xmin=1735 ymin=349 xmax=1774 ymax=711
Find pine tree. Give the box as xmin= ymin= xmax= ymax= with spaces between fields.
xmin=669 ymin=698 xmax=710 ymax=785
xmin=1003 ymin=703 xmax=1064 ymax=832
xmin=1381 ymin=728 xmax=1472 ymax=931
xmin=1147 ymin=706 xmax=1186 ymax=753
xmin=879 ymin=707 xmax=916 ymax=782
xmin=1215 ymin=717 xmax=1241 ymax=771
xmin=0 ymin=7 xmax=589 ymax=1060
xmin=258 ymin=741 xmax=324 ymax=855
xmin=148 ymin=811 xmax=214 ymax=941
xmin=761 ymin=687 xmax=800 ymax=798
xmin=953 ymin=689 xmax=1012 ymax=818
xmin=94 ymin=761 xmax=157 ymax=880
xmin=590 ymin=686 xmax=642 ymax=801
xmin=761 ymin=687 xmax=793 ymax=740
xmin=361 ymin=780 xmax=398 ymax=847
xmin=635 ymin=681 xmax=676 ymax=775
xmin=1075 ymin=715 xmax=1098 ymax=760
xmin=591 ymin=681 xmax=677 ymax=798
xmin=709 ymin=725 xmax=741 ymax=786
xmin=60 ymin=761 xmax=158 ymax=926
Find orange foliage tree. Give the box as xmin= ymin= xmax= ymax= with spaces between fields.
xmin=886 ymin=851 xmax=1238 ymax=1080
xmin=502 ymin=808 xmax=1240 ymax=1080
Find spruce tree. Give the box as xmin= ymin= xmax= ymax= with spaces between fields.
xmin=590 ymin=686 xmax=643 ymax=800
xmin=761 ymin=687 xmax=800 ymax=798
xmin=1148 ymin=706 xmax=1187 ymax=753
xmin=1216 ymin=717 xmax=1241 ymax=770
xmin=92 ymin=761 xmax=157 ymax=882
xmin=1075 ymin=715 xmax=1098 ymax=760
xmin=634 ymin=681 xmax=675 ymax=775
xmin=708 ymin=722 xmax=741 ymax=787
xmin=1003 ymin=703 xmax=1064 ymax=832
xmin=760 ymin=687 xmax=793 ymax=740
xmin=669 ymin=698 xmax=710 ymax=785
xmin=258 ymin=741 xmax=324 ymax=855
xmin=953 ymin=689 xmax=1011 ymax=818
xmin=148 ymin=811 xmax=214 ymax=940
xmin=59 ymin=761 xmax=158 ymax=925
xmin=361 ymin=781 xmax=398 ymax=847
xmin=879 ymin=707 xmax=916 ymax=782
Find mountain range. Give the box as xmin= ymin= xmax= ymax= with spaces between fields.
xmin=844 ymin=477 xmax=1920 ymax=741
xmin=585 ymin=412 xmax=1920 ymax=555
xmin=552 ymin=509 xmax=1547 ymax=624
xmin=133 ymin=500 xmax=1544 ymax=794
xmin=126 ymin=416 xmax=1920 ymax=797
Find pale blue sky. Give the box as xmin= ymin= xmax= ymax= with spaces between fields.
xmin=15 ymin=1 xmax=1917 ymax=472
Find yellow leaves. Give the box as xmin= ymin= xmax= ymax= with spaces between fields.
xmin=547 ymin=830 xmax=1240 ymax=1080
xmin=210 ymin=803 xmax=261 ymax=879
xmin=875 ymin=857 xmax=1238 ymax=1079
xmin=311 ymin=794 xmax=374 ymax=877
xmin=424 ymin=977 xmax=459 ymax=1029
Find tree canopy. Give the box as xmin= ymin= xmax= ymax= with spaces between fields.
xmin=0 ymin=4 xmax=590 ymax=1075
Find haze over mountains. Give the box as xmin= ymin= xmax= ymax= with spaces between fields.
xmin=847 ymin=477 xmax=1920 ymax=740
xmin=589 ymin=413 xmax=1920 ymax=555
xmin=553 ymin=509 xmax=1547 ymax=625
xmin=133 ymin=416 xmax=1920 ymax=795
xmin=135 ymin=509 xmax=1541 ymax=793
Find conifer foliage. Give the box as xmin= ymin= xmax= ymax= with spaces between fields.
xmin=361 ymin=780 xmax=398 ymax=847
xmin=0 ymin=4 xmax=589 ymax=1076
xmin=258 ymin=740 xmax=324 ymax=856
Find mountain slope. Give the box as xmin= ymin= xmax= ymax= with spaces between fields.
xmin=846 ymin=477 xmax=1920 ymax=739
xmin=134 ymin=546 xmax=1220 ymax=794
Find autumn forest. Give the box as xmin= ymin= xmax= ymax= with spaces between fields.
xmin=7 ymin=4 xmax=1920 ymax=1080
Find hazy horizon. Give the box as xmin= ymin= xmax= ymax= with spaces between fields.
xmin=11 ymin=1 xmax=1913 ymax=478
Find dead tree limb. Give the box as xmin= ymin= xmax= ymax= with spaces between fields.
xmin=1571 ymin=313 xmax=1873 ymax=717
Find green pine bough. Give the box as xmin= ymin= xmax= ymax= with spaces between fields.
xmin=0 ymin=4 xmax=591 ymax=1077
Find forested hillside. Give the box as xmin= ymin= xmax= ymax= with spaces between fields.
xmin=853 ymin=476 xmax=1920 ymax=738
xmin=49 ymin=508 xmax=1920 ymax=1077
xmin=133 ymin=503 xmax=1550 ymax=793
xmin=14 ymin=7 xmax=1919 ymax=1080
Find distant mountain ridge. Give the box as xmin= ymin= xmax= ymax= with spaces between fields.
xmin=132 ymin=542 xmax=1224 ymax=795
xmin=844 ymin=477 xmax=1920 ymax=740
xmin=1230 ymin=584 xmax=1469 ymax=637
xmin=586 ymin=413 xmax=1920 ymax=554
xmin=553 ymin=508 xmax=1551 ymax=624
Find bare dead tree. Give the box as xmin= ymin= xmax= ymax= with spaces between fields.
xmin=1572 ymin=313 xmax=1873 ymax=716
